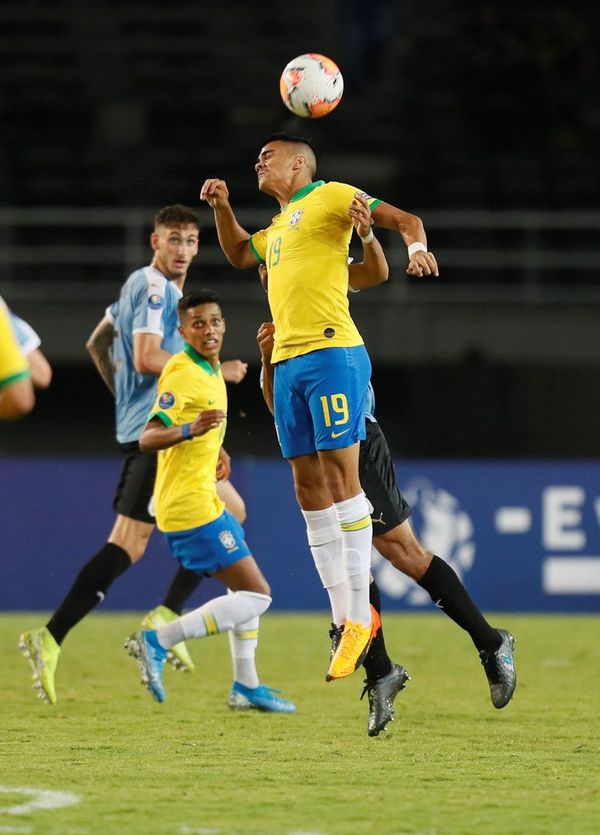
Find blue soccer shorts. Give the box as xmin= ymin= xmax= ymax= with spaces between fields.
xmin=164 ymin=509 xmax=252 ymax=576
xmin=273 ymin=345 xmax=371 ymax=459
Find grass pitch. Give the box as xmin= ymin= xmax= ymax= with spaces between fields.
xmin=2 ymin=612 xmax=599 ymax=835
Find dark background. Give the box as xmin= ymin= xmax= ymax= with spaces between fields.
xmin=1 ymin=0 xmax=599 ymax=458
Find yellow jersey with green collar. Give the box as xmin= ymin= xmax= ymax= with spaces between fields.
xmin=149 ymin=343 xmax=227 ymax=532
xmin=0 ymin=298 xmax=30 ymax=389
xmin=249 ymin=180 xmax=381 ymax=364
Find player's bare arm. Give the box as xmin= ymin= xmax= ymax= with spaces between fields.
xmin=371 ymin=202 xmax=439 ymax=277
xmin=216 ymin=446 xmax=232 ymax=481
xmin=348 ymin=192 xmax=389 ymax=290
xmin=256 ymin=321 xmax=275 ymax=416
xmin=27 ymin=348 xmax=53 ymax=389
xmin=86 ymin=315 xmax=116 ymax=395
xmin=133 ymin=332 xmax=173 ymax=376
xmin=0 ymin=377 xmax=34 ymax=419
xmin=139 ymin=410 xmax=227 ymax=452
xmin=199 ymin=178 xmax=257 ymax=270
xmin=221 ymin=359 xmax=248 ymax=383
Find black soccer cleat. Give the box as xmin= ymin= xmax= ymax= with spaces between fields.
xmin=361 ymin=663 xmax=410 ymax=737
xmin=328 ymin=623 xmax=344 ymax=662
xmin=479 ymin=628 xmax=516 ymax=709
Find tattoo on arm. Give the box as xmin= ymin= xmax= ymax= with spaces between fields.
xmin=87 ymin=319 xmax=116 ymax=396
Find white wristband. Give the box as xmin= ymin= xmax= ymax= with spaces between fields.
xmin=359 ymin=229 xmax=374 ymax=244
xmin=408 ymin=241 xmax=427 ymax=257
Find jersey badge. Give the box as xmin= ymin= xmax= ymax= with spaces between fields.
xmin=148 ymin=293 xmax=164 ymax=310
xmin=219 ymin=530 xmax=239 ymax=553
xmin=289 ymin=208 xmax=304 ymax=227
xmin=158 ymin=391 xmax=175 ymax=409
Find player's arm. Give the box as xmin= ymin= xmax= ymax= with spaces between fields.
xmin=199 ymin=179 xmax=258 ymax=269
xmin=133 ymin=332 xmax=172 ymax=376
xmin=256 ymin=322 xmax=275 ymax=416
xmin=347 ymin=191 xmax=389 ymax=290
xmin=27 ymin=348 xmax=52 ymax=389
xmin=0 ymin=376 xmax=34 ymax=419
xmin=371 ymin=201 xmax=439 ymax=277
xmin=86 ymin=315 xmax=116 ymax=395
xmin=216 ymin=446 xmax=231 ymax=481
xmin=221 ymin=359 xmax=248 ymax=384
xmin=140 ymin=410 xmax=227 ymax=452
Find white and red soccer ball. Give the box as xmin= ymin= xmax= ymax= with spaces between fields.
xmin=279 ymin=53 xmax=344 ymax=118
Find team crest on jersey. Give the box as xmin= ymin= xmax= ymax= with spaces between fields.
xmin=289 ymin=209 xmax=303 ymax=226
xmin=158 ymin=391 xmax=175 ymax=409
xmin=148 ymin=293 xmax=164 ymax=310
xmin=219 ymin=530 xmax=238 ymax=553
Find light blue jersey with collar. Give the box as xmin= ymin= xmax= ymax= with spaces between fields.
xmin=108 ymin=265 xmax=183 ymax=443
xmin=10 ymin=312 xmax=41 ymax=357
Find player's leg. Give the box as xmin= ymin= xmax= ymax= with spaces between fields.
xmin=365 ymin=421 xmax=516 ymax=708
xmin=279 ymin=348 xmax=375 ymax=681
xmin=309 ymin=347 xmax=374 ymax=681
xmin=291 ymin=452 xmax=349 ymax=631
xmin=145 ymin=477 xmax=249 ymax=671
xmin=360 ymin=578 xmax=410 ymax=736
xmin=126 ymin=512 xmax=294 ymax=710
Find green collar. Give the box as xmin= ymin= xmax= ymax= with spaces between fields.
xmin=288 ymin=180 xmax=325 ymax=204
xmin=184 ymin=342 xmax=220 ymax=376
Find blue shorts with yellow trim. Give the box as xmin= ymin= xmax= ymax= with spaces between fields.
xmin=164 ymin=509 xmax=252 ymax=576
xmin=273 ymin=345 xmax=371 ymax=459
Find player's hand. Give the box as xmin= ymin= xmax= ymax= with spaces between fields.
xmin=258 ymin=264 xmax=268 ymax=293
xmin=257 ymin=322 xmax=275 ymax=361
xmin=348 ymin=192 xmax=373 ymax=239
xmin=216 ymin=446 xmax=231 ymax=481
xmin=200 ymin=179 xmax=230 ymax=209
xmin=189 ymin=409 xmax=226 ymax=437
xmin=221 ymin=359 xmax=248 ymax=384
xmin=407 ymin=249 xmax=439 ymax=277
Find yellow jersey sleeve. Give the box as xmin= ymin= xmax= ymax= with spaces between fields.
xmin=249 ymin=228 xmax=268 ymax=264
xmin=149 ymin=366 xmax=193 ymax=428
xmin=0 ymin=302 xmax=30 ymax=388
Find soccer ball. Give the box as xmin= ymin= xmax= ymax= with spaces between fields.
xmin=279 ymin=53 xmax=344 ymax=119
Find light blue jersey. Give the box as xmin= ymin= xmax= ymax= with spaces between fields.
xmin=108 ymin=266 xmax=183 ymax=443
xmin=10 ymin=313 xmax=41 ymax=357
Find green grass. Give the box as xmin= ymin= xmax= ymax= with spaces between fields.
xmin=2 ymin=612 xmax=600 ymax=835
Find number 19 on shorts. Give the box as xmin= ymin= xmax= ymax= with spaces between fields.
xmin=320 ymin=393 xmax=349 ymax=427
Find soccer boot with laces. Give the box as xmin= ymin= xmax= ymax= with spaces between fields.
xmin=479 ymin=628 xmax=516 ymax=709
xmin=19 ymin=627 xmax=61 ymax=705
xmin=227 ymin=681 xmax=297 ymax=713
xmin=141 ymin=605 xmax=195 ymax=673
xmin=361 ymin=663 xmax=410 ymax=737
xmin=326 ymin=605 xmax=381 ymax=681
xmin=125 ymin=629 xmax=167 ymax=703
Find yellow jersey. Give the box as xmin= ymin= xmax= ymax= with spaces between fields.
xmin=149 ymin=343 xmax=227 ymax=532
xmin=249 ymin=180 xmax=380 ymax=364
xmin=0 ymin=298 xmax=30 ymax=389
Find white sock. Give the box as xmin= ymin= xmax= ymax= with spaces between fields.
xmin=302 ymin=506 xmax=348 ymax=625
xmin=155 ymin=590 xmax=271 ymax=648
xmin=333 ymin=493 xmax=373 ymax=627
xmin=228 ymin=615 xmax=260 ymax=689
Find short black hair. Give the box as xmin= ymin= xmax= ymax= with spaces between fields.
xmin=178 ymin=289 xmax=221 ymax=314
xmin=263 ymin=132 xmax=317 ymax=158
xmin=155 ymin=204 xmax=200 ymax=232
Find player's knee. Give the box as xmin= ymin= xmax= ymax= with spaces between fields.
xmin=238 ymin=589 xmax=272 ymax=615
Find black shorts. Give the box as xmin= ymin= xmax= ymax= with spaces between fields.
xmin=359 ymin=420 xmax=412 ymax=535
xmin=113 ymin=442 xmax=157 ymax=524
